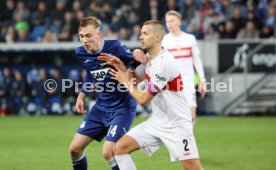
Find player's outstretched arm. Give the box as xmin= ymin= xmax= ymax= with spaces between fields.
xmin=98 ymin=53 xmax=128 ymax=71
xmin=133 ymin=49 xmax=148 ymax=64
xmin=191 ymin=37 xmax=207 ymax=98
xmin=98 ymin=53 xmax=152 ymax=104
xmin=109 ymin=68 xmax=154 ymax=106
xmin=98 ymin=53 xmax=144 ymax=84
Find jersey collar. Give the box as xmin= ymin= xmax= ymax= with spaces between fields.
xmin=86 ymin=39 xmax=105 ymax=54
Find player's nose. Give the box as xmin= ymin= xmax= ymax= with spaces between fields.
xmin=81 ymin=37 xmax=88 ymax=42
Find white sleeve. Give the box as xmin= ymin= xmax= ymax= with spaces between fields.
xmin=191 ymin=36 xmax=206 ymax=81
xmin=134 ymin=64 xmax=146 ymax=79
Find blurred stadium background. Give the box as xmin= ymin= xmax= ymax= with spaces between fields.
xmin=0 ymin=0 xmax=276 ymax=170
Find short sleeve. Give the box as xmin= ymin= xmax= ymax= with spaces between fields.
xmin=134 ymin=64 xmax=146 ymax=79
xmin=116 ymin=41 xmax=140 ymax=69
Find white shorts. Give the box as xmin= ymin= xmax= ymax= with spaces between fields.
xmin=127 ymin=120 xmax=199 ymax=161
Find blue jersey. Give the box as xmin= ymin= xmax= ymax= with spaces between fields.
xmin=75 ymin=39 xmax=138 ymax=112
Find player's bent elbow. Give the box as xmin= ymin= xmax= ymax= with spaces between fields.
xmin=136 ymin=91 xmax=153 ymax=106
xmin=137 ymin=99 xmax=149 ymax=107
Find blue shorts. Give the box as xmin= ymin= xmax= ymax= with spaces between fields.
xmin=77 ymin=105 xmax=136 ymax=142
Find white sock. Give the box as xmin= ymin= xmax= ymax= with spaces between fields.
xmin=115 ymin=154 xmax=136 ymax=170
xmin=108 ymin=157 xmax=118 ymax=168
xmin=72 ymin=152 xmax=85 ymax=162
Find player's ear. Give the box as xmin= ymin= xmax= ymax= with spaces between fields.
xmin=156 ymin=34 xmax=161 ymax=42
xmin=98 ymin=31 xmax=102 ymax=38
xmin=177 ymin=20 xmax=181 ymax=27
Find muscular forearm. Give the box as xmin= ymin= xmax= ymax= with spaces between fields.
xmin=129 ymin=71 xmax=143 ymax=85
xmin=126 ymin=83 xmax=151 ymax=106
xmin=77 ymin=92 xmax=86 ymax=101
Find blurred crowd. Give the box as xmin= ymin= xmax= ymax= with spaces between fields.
xmin=0 ymin=67 xmax=82 ymax=115
xmin=0 ymin=67 xmax=152 ymax=116
xmin=0 ymin=0 xmax=275 ymax=42
xmin=0 ymin=0 xmax=275 ymax=115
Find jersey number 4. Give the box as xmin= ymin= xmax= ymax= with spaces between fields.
xmin=108 ymin=125 xmax=118 ymax=137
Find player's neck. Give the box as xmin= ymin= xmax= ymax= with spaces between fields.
xmin=90 ymin=39 xmax=102 ymax=53
xmin=148 ymin=46 xmax=163 ymax=60
xmin=95 ymin=39 xmax=102 ymax=51
xmin=171 ymin=29 xmax=181 ymax=36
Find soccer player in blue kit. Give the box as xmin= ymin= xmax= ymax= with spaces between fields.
xmin=69 ymin=16 xmax=139 ymax=170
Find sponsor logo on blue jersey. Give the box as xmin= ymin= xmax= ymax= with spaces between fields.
xmin=90 ymin=68 xmax=110 ymax=81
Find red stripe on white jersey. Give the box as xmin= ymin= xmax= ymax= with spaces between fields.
xmin=146 ymin=73 xmax=183 ymax=92
xmin=174 ymin=55 xmax=192 ymax=59
xmin=167 ymin=74 xmax=183 ymax=92
xmin=168 ymin=47 xmax=192 ymax=59
xmin=168 ymin=47 xmax=190 ymax=52
xmin=146 ymin=74 xmax=150 ymax=81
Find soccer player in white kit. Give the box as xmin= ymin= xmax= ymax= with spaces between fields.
xmin=162 ymin=10 xmax=207 ymax=123
xmin=98 ymin=20 xmax=202 ymax=170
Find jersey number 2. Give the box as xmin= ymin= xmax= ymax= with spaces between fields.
xmin=183 ymin=139 xmax=190 ymax=151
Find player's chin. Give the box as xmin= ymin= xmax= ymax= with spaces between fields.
xmin=88 ymin=47 xmax=97 ymax=52
xmin=84 ymin=45 xmax=90 ymax=50
xmin=141 ymin=44 xmax=147 ymax=50
xmin=168 ymin=28 xmax=174 ymax=32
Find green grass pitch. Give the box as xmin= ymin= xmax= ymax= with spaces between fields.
xmin=0 ymin=116 xmax=276 ymax=170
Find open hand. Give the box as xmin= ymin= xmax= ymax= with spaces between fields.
xmin=133 ymin=49 xmax=148 ymax=64
xmin=75 ymin=98 xmax=87 ymax=114
xmin=198 ymin=82 xmax=207 ymax=98
xmin=109 ymin=67 xmax=131 ymax=86
xmin=97 ymin=53 xmax=127 ymax=72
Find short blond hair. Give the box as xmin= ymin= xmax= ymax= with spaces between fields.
xmin=79 ymin=16 xmax=101 ymax=31
xmin=165 ymin=10 xmax=182 ymax=20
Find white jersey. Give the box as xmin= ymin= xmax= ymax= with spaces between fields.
xmin=135 ymin=49 xmax=192 ymax=130
xmin=162 ymin=32 xmax=205 ymax=87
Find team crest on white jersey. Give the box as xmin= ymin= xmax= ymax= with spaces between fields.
xmin=90 ymin=68 xmax=110 ymax=81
